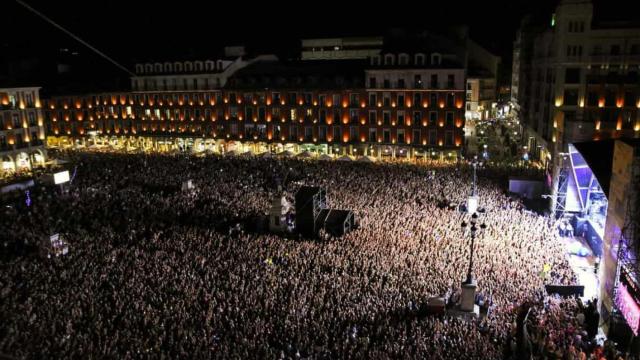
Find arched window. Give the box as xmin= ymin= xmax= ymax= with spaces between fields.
xmin=164 ymin=62 xmax=173 ymax=72
xmin=154 ymin=63 xmax=162 ymax=73
xmin=184 ymin=62 xmax=193 ymax=72
xmin=144 ymin=64 xmax=153 ymax=73
xmin=384 ymin=54 xmax=395 ymax=66
xmin=135 ymin=64 xmax=144 ymax=74
xmin=398 ymin=53 xmax=409 ymax=66
xmin=431 ymin=53 xmax=442 ymax=66
xmin=205 ymin=60 xmax=215 ymax=71
xmin=217 ymin=60 xmax=224 ymax=70
xmin=415 ymin=53 xmax=425 ymax=65
xmin=174 ymin=62 xmax=183 ymax=72
xmin=195 ymin=61 xmax=203 ymax=72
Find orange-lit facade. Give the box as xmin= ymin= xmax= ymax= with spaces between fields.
xmin=45 ymin=57 xmax=466 ymax=158
xmin=1 ymin=87 xmax=47 ymax=173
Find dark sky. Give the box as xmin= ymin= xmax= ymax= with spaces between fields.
xmin=5 ymin=0 xmax=561 ymax=62
xmin=2 ymin=0 xmax=637 ymax=84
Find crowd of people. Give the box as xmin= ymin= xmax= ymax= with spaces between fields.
xmin=0 ymin=150 xmax=613 ymax=359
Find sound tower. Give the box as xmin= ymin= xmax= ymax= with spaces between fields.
xmin=295 ymin=186 xmax=327 ymax=237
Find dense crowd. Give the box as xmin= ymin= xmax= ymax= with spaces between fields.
xmin=0 ymin=150 xmax=597 ymax=359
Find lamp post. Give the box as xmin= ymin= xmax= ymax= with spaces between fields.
xmin=470 ymin=156 xmax=481 ymax=197
xmin=459 ymin=212 xmax=487 ymax=313
xmin=467 ymin=156 xmax=482 ymax=214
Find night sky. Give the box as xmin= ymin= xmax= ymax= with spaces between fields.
xmin=1 ymin=0 xmax=638 ymax=89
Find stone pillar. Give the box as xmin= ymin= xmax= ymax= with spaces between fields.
xmin=460 ymin=280 xmax=477 ymax=312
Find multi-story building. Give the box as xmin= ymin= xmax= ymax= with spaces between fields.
xmin=0 ymin=87 xmax=46 ymax=174
xmin=465 ymin=40 xmax=500 ymax=121
xmin=301 ymin=37 xmax=383 ymax=61
xmin=129 ymin=48 xmax=276 ymax=92
xmin=511 ymin=0 xmax=640 ymax=209
xmin=44 ymin=52 xmax=465 ymax=159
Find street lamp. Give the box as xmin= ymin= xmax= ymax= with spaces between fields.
xmin=470 ymin=155 xmax=483 ymax=197
xmin=459 ymin=212 xmax=487 ymax=313
xmin=467 ymin=156 xmax=482 ymax=214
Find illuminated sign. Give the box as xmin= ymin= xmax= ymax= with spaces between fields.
xmin=53 ymin=171 xmax=70 ymax=185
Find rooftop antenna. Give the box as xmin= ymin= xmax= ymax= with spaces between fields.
xmin=15 ymin=0 xmax=135 ymax=76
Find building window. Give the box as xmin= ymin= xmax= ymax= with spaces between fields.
xmin=397 ymin=111 xmax=405 ymax=125
xmin=446 ymin=112 xmax=454 ymax=127
xmin=332 ymin=94 xmax=341 ymax=106
xmin=429 ymin=130 xmax=437 ymax=145
xmin=430 ymin=93 xmax=438 ymax=107
xmin=431 ymin=53 xmax=442 ymax=65
xmin=413 ymin=129 xmax=421 ymax=144
xmin=447 ymin=74 xmax=455 ymax=88
xmin=414 ymin=75 xmax=422 ymax=89
xmin=332 ymin=126 xmax=341 ymax=140
xmin=383 ymin=93 xmax=391 ymax=107
xmin=413 ymin=93 xmax=421 ymax=106
xmin=28 ymin=112 xmax=36 ymax=126
xmin=383 ymin=129 xmax=391 ymax=143
xmin=290 ymin=109 xmax=297 ymax=121
xmin=413 ymin=111 xmax=422 ymax=123
xmin=319 ymin=126 xmax=327 ymax=141
xmin=384 ymin=54 xmax=394 ymax=65
xmin=397 ymin=93 xmax=405 ymax=107
xmin=383 ymin=79 xmax=391 ymax=89
xmin=369 ymin=128 xmax=377 ymax=142
xmin=288 ymin=93 xmax=297 ymax=105
xmin=430 ymin=74 xmax=438 ymax=89
xmin=383 ymin=111 xmax=390 ymax=126
xmin=447 ymin=93 xmax=455 ymax=107
xmin=349 ymin=109 xmax=358 ymax=123
xmin=320 ymin=110 xmax=327 ymax=124
xmin=333 ymin=109 xmax=341 ymax=123
xmin=349 ymin=126 xmax=357 ymax=142
xmin=350 ymin=93 xmax=358 ymax=106
xmin=369 ymin=77 xmax=376 ymax=88
xmin=563 ymin=89 xmax=579 ymax=106
xmin=369 ymin=111 xmax=377 ymax=125
xmin=397 ymin=129 xmax=405 ymax=144
xmin=445 ymin=131 xmax=453 ymax=146
xmin=369 ymin=93 xmax=377 ymax=106
xmin=398 ymin=78 xmax=405 ymax=89
xmin=429 ymin=111 xmax=437 ymax=126
xmin=289 ymin=126 xmax=298 ymax=141
xmin=272 ymin=92 xmax=281 ymax=103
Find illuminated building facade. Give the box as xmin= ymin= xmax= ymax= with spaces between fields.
xmin=0 ymin=87 xmax=46 ymax=174
xmin=511 ymin=0 xmax=640 ymax=212
xmin=44 ymin=54 xmax=465 ymax=159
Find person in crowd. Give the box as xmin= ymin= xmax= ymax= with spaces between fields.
xmin=0 ymin=150 xmax=614 ymax=359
